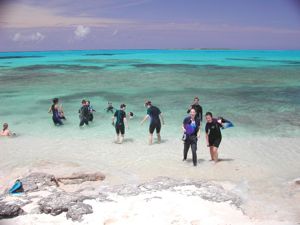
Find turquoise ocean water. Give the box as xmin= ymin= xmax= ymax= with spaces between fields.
xmin=0 ymin=50 xmax=300 ymax=138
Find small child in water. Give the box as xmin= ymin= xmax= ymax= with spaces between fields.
xmin=0 ymin=123 xmax=16 ymax=137
xmin=106 ymin=102 xmax=114 ymax=113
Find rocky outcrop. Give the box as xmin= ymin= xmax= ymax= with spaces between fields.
xmin=0 ymin=174 xmax=242 ymax=222
xmin=0 ymin=203 xmax=24 ymax=219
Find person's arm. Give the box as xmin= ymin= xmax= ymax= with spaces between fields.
xmin=159 ymin=113 xmax=165 ymax=125
xmin=200 ymin=106 xmax=203 ymax=122
xmin=206 ymin=133 xmax=209 ymax=146
xmin=205 ymin=125 xmax=209 ymax=146
xmin=48 ymin=106 xmax=52 ymax=113
xmin=182 ymin=124 xmax=186 ymax=133
xmin=112 ymin=116 xmax=115 ymax=126
xmin=124 ymin=117 xmax=129 ymax=129
xmin=140 ymin=115 xmax=149 ymax=125
xmin=187 ymin=105 xmax=192 ymax=114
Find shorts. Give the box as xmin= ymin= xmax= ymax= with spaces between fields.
xmin=149 ymin=122 xmax=161 ymax=134
xmin=115 ymin=124 xmax=125 ymax=135
xmin=52 ymin=116 xmax=63 ymax=126
xmin=209 ymin=138 xmax=222 ymax=148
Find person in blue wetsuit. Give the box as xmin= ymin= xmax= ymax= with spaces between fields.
xmin=141 ymin=101 xmax=164 ymax=145
xmin=182 ymin=108 xmax=201 ymax=166
xmin=48 ymin=98 xmax=63 ymax=126
xmin=112 ymin=104 xmax=128 ymax=144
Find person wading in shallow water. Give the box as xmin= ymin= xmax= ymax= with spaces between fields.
xmin=112 ymin=104 xmax=128 ymax=144
xmin=182 ymin=108 xmax=201 ymax=166
xmin=79 ymin=100 xmax=89 ymax=127
xmin=187 ymin=96 xmax=203 ymax=122
xmin=141 ymin=101 xmax=164 ymax=145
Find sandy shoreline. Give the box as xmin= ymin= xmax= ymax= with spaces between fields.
xmin=0 ymin=136 xmax=299 ymax=224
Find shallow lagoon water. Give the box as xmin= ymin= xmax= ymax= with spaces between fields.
xmin=0 ymin=50 xmax=300 ymax=223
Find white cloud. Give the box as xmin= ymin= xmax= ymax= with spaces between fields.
xmin=74 ymin=25 xmax=91 ymax=39
xmin=2 ymin=3 xmax=131 ymax=28
xmin=12 ymin=32 xmax=45 ymax=42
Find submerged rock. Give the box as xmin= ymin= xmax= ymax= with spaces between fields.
xmin=57 ymin=172 xmax=105 ymax=185
xmin=0 ymin=203 xmax=24 ymax=219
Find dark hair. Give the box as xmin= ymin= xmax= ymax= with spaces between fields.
xmin=205 ymin=112 xmax=213 ymax=117
xmin=129 ymin=112 xmax=134 ymax=117
xmin=194 ymin=96 xmax=199 ymax=100
xmin=82 ymin=99 xmax=86 ymax=104
xmin=120 ymin=104 xmax=126 ymax=108
xmin=53 ymin=98 xmax=58 ymax=104
xmin=145 ymin=100 xmax=152 ymax=106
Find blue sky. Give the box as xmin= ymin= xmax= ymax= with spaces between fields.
xmin=0 ymin=0 xmax=300 ymax=51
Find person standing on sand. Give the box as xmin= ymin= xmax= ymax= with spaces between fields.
xmin=182 ymin=108 xmax=201 ymax=166
xmin=78 ymin=100 xmax=89 ymax=127
xmin=112 ymin=104 xmax=128 ymax=144
xmin=205 ymin=112 xmax=224 ymax=163
xmin=187 ymin=96 xmax=203 ymax=121
xmin=140 ymin=101 xmax=164 ymax=145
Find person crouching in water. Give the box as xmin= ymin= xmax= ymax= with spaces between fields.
xmin=48 ymin=98 xmax=63 ymax=126
xmin=182 ymin=108 xmax=201 ymax=166
xmin=0 ymin=123 xmax=15 ymax=136
xmin=112 ymin=104 xmax=128 ymax=144
xmin=79 ymin=100 xmax=89 ymax=127
xmin=86 ymin=100 xmax=96 ymax=122
xmin=141 ymin=101 xmax=164 ymax=145
xmin=205 ymin=112 xmax=224 ymax=163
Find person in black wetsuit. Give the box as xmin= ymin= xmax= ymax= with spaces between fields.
xmin=78 ymin=100 xmax=89 ymax=127
xmin=86 ymin=100 xmax=96 ymax=122
xmin=187 ymin=96 xmax=203 ymax=121
xmin=182 ymin=108 xmax=201 ymax=166
xmin=205 ymin=112 xmax=225 ymax=163
xmin=106 ymin=102 xmax=114 ymax=113
xmin=112 ymin=104 xmax=128 ymax=144
xmin=48 ymin=98 xmax=63 ymax=126
xmin=141 ymin=101 xmax=164 ymax=145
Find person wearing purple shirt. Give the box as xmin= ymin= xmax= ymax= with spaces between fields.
xmin=182 ymin=108 xmax=201 ymax=166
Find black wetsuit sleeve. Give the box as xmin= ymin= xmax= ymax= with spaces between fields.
xmin=205 ymin=124 xmax=209 ymax=133
xmin=200 ymin=106 xmax=203 ymax=121
xmin=114 ymin=111 xmax=117 ymax=117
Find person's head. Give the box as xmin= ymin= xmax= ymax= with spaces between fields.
xmin=53 ymin=98 xmax=59 ymax=104
xmin=86 ymin=100 xmax=90 ymax=106
xmin=145 ymin=100 xmax=152 ymax=108
xmin=120 ymin=104 xmax=126 ymax=110
xmin=108 ymin=102 xmax=112 ymax=106
xmin=189 ymin=108 xmax=196 ymax=119
xmin=205 ymin=112 xmax=213 ymax=123
xmin=129 ymin=112 xmax=134 ymax=117
xmin=82 ymin=99 xmax=86 ymax=105
xmin=3 ymin=123 xmax=8 ymax=130
xmin=193 ymin=96 xmax=199 ymax=104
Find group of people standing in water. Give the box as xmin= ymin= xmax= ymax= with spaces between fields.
xmin=47 ymin=96 xmax=227 ymax=166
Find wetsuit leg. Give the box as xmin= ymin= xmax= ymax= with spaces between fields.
xmin=190 ymin=136 xmax=198 ymax=166
xmin=183 ymin=138 xmax=191 ymax=160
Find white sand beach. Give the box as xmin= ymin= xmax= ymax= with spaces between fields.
xmin=0 ymin=136 xmax=299 ymax=224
